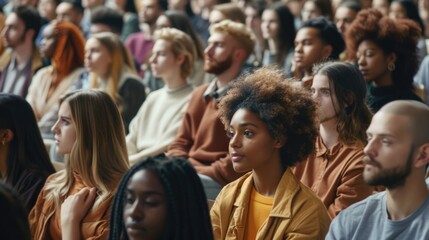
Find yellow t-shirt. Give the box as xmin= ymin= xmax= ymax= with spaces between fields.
xmin=243 ymin=187 xmax=274 ymax=240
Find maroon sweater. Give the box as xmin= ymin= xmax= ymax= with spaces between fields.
xmin=167 ymin=84 xmax=242 ymax=186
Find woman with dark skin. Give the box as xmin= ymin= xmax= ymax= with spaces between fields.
xmin=346 ymin=9 xmax=422 ymax=112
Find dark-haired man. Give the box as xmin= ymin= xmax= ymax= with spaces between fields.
xmin=293 ymin=17 xmax=344 ymax=87
xmin=0 ymin=6 xmax=43 ymax=97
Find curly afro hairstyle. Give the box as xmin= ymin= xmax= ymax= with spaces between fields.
xmin=345 ymin=9 xmax=421 ymax=89
xmin=218 ymin=67 xmax=318 ymax=168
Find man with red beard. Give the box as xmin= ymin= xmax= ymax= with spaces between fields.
xmin=0 ymin=6 xmax=43 ymax=97
xmin=327 ymin=100 xmax=429 ymax=239
xmin=167 ymin=20 xmax=255 ymax=199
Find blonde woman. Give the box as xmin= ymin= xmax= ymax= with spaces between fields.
xmin=29 ymin=90 xmax=129 ymax=239
xmin=85 ymin=32 xmax=146 ymax=133
xmin=126 ymin=28 xmax=195 ymax=164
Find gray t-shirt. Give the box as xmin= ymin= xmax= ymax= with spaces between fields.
xmin=326 ymin=191 xmax=429 ymax=240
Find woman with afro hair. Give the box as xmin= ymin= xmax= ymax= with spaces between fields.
xmin=210 ymin=67 xmax=331 ymax=239
xmin=346 ymin=8 xmax=422 ymax=112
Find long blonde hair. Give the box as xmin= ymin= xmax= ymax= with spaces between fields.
xmin=87 ymin=32 xmax=137 ymax=108
xmin=44 ymin=90 xmax=129 ymax=208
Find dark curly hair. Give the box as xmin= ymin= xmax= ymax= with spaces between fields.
xmin=109 ymin=155 xmax=213 ymax=240
xmin=345 ymin=9 xmax=421 ymax=89
xmin=218 ymin=67 xmax=318 ymax=168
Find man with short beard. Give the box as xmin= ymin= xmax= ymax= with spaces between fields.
xmin=166 ymin=20 xmax=255 ymax=199
xmin=327 ymin=100 xmax=429 ymax=239
xmin=0 ymin=6 xmax=43 ymax=97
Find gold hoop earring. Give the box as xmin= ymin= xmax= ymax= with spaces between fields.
xmin=1 ymin=139 xmax=5 ymax=145
xmin=388 ymin=62 xmax=396 ymax=71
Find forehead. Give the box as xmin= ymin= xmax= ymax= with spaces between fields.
xmin=367 ymin=111 xmax=411 ymax=138
xmin=231 ymin=108 xmax=264 ymax=126
xmin=153 ymin=39 xmax=172 ymax=51
xmin=208 ymin=31 xmax=231 ymax=43
xmin=335 ymin=7 xmax=355 ymax=18
xmin=295 ymin=27 xmax=321 ymax=42
xmin=358 ymin=40 xmax=382 ymax=51
xmin=85 ymin=37 xmax=103 ymax=48
xmin=57 ymin=2 xmax=74 ymax=12
xmin=127 ymin=169 xmax=165 ymax=193
xmin=142 ymin=0 xmax=158 ymax=7
xmin=209 ymin=10 xmax=226 ymax=24
xmin=5 ymin=13 xmax=24 ymax=26
xmin=262 ymin=9 xmax=277 ymax=19
xmin=312 ymin=73 xmax=331 ymax=88
xmin=59 ymin=100 xmax=72 ymax=115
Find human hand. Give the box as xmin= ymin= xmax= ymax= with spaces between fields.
xmin=61 ymin=187 xmax=97 ymax=226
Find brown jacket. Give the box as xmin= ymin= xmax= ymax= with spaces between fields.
xmin=293 ymin=136 xmax=374 ymax=219
xmin=29 ymin=171 xmax=112 ymax=240
xmin=167 ymin=83 xmax=242 ymax=186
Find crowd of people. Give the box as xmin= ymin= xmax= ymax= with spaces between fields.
xmin=1 ymin=0 xmax=429 ymax=239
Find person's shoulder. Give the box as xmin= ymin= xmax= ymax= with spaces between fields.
xmin=123 ymin=77 xmax=145 ymax=88
xmin=338 ymin=191 xmax=385 ymax=220
xmin=217 ymin=172 xmax=252 ymax=200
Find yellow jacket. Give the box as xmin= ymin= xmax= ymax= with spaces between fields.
xmin=210 ymin=168 xmax=331 ymax=240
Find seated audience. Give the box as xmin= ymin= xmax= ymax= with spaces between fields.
xmin=346 ymin=9 xmax=422 ymax=112
xmin=85 ymin=32 xmax=146 ymax=133
xmin=327 ymin=100 xmax=429 ymax=239
xmin=29 ymin=90 xmax=129 ymax=239
xmin=0 ymin=94 xmax=55 ymax=212
xmin=293 ymin=62 xmax=374 ymax=219
xmin=211 ymin=67 xmax=331 ymax=239
xmin=109 ymin=155 xmax=214 ymax=240
xmin=26 ymin=22 xmax=86 ymax=140
xmin=127 ymin=28 xmax=195 ymax=164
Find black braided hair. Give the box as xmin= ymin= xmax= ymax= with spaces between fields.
xmin=109 ymin=155 xmax=214 ymax=240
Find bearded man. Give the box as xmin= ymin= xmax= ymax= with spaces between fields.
xmin=327 ymin=100 xmax=429 ymax=240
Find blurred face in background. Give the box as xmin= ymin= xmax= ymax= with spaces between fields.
xmin=40 ymin=23 xmax=57 ymax=58
xmin=84 ymin=38 xmax=113 ymax=79
xmin=261 ymin=9 xmax=279 ymax=40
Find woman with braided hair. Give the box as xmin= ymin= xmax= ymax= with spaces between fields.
xmin=109 ymin=155 xmax=213 ymax=240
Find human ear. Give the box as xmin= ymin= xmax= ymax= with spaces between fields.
xmin=274 ymin=136 xmax=286 ymax=149
xmin=0 ymin=129 xmax=14 ymax=145
xmin=322 ymin=45 xmax=333 ymax=59
xmin=176 ymin=54 xmax=185 ymax=65
xmin=233 ymin=49 xmax=246 ymax=62
xmin=414 ymin=143 xmax=429 ymax=168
